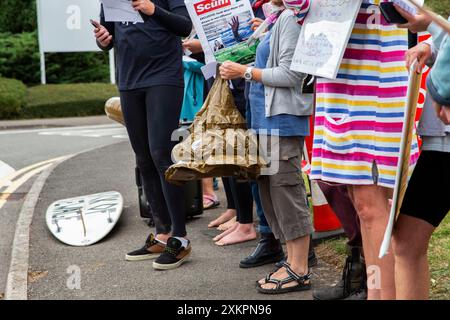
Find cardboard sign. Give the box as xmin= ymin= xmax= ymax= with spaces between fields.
xmin=290 ymin=0 xmax=362 ymax=79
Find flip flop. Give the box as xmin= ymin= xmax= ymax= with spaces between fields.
xmin=203 ymin=194 xmax=220 ymax=210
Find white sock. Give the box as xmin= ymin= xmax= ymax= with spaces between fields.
xmin=174 ymin=237 xmax=189 ymax=248
xmin=155 ymin=238 xmax=167 ymax=245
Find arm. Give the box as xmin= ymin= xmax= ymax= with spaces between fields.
xmin=261 ymin=14 xmax=306 ymax=88
xmin=96 ymin=5 xmax=115 ymax=51
xmin=132 ymin=0 xmax=192 ymax=37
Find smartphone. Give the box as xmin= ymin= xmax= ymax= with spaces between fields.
xmin=90 ymin=19 xmax=100 ymax=29
xmin=380 ymin=2 xmax=408 ymax=24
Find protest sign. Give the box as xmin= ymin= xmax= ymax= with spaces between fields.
xmin=101 ymin=0 xmax=144 ymax=23
xmin=290 ymin=0 xmax=362 ymax=79
xmin=185 ymin=0 xmax=257 ymax=64
xmin=379 ymin=63 xmax=422 ymax=258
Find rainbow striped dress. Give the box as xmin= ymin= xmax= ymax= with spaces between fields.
xmin=310 ymin=0 xmax=420 ymax=188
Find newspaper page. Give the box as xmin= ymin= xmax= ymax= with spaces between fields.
xmin=290 ymin=0 xmax=362 ymax=79
xmin=101 ymin=0 xmax=144 ymax=23
xmin=185 ymin=0 xmax=257 ymax=64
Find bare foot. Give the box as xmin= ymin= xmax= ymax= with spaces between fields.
xmin=212 ymin=221 xmax=238 ymax=242
xmin=208 ymin=209 xmax=236 ymax=228
xmin=217 ymin=216 xmax=237 ymax=231
xmin=215 ymin=223 xmax=257 ymax=246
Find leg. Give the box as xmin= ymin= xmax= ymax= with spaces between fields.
xmin=215 ymin=179 xmax=256 ymax=246
xmin=348 ymin=185 xmax=395 ymax=300
xmin=393 ymin=215 xmax=434 ymax=299
xmin=392 ymin=151 xmax=450 ymax=299
xmin=120 ymin=90 xmax=171 ymax=239
xmin=313 ymin=182 xmax=366 ymax=300
xmin=239 ymin=182 xmax=284 ymax=268
xmin=213 ymin=177 xmax=237 ymax=230
xmin=146 ymin=86 xmax=187 ymax=238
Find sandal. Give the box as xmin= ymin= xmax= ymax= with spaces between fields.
xmin=203 ymin=194 xmax=220 ymax=210
xmin=256 ymin=264 xmax=311 ymax=294
xmin=255 ymin=262 xmax=290 ymax=286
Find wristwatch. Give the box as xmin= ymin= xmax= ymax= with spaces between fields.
xmin=244 ymin=67 xmax=254 ymax=81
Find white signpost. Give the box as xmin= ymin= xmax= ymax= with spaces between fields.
xmin=36 ymin=0 xmax=115 ymax=84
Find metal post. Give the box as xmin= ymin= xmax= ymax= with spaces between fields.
xmin=40 ymin=52 xmax=47 ymax=85
xmin=36 ymin=0 xmax=46 ymax=84
xmin=109 ymin=49 xmax=116 ymax=85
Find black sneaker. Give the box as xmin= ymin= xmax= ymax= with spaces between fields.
xmin=153 ymin=237 xmax=191 ymax=270
xmin=125 ymin=233 xmax=165 ymax=261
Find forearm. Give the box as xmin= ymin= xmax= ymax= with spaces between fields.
xmin=261 ymin=66 xmax=305 ymax=88
xmin=98 ymin=6 xmax=115 ymax=51
xmin=143 ymin=6 xmax=192 ymax=37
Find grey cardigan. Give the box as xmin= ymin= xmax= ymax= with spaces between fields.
xmin=261 ymin=10 xmax=313 ymax=117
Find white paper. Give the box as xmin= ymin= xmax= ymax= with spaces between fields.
xmin=101 ymin=0 xmax=144 ymax=23
xmin=290 ymin=0 xmax=362 ymax=79
xmin=201 ymin=61 xmax=218 ymax=79
xmin=392 ymin=0 xmax=425 ymax=16
xmin=185 ymin=0 xmax=256 ymax=65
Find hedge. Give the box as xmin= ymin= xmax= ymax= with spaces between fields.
xmin=0 ymin=32 xmax=110 ymax=85
xmin=21 ymin=83 xmax=119 ymax=119
xmin=0 ymin=77 xmax=27 ymax=119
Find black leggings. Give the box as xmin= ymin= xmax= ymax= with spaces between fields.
xmin=222 ymin=177 xmax=253 ymax=224
xmin=120 ymin=86 xmax=186 ymax=237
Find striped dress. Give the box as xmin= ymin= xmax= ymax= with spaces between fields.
xmin=310 ymin=0 xmax=420 ymax=188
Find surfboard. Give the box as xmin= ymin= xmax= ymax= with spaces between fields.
xmin=46 ymin=191 xmax=123 ymax=246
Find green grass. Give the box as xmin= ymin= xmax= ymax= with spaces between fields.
xmin=427 ymin=0 xmax=450 ymax=17
xmin=317 ymin=214 xmax=450 ymax=300
xmin=21 ymin=83 xmax=118 ymax=119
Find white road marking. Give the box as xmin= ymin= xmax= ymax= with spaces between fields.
xmin=0 ymin=160 xmax=15 ymax=182
xmin=0 ymin=124 xmax=123 ymax=135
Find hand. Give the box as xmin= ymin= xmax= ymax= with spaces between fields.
xmin=434 ymin=102 xmax=450 ymax=125
xmin=395 ymin=4 xmax=432 ymax=33
xmin=405 ymin=42 xmax=432 ymax=73
xmin=219 ymin=61 xmax=247 ymax=80
xmin=229 ymin=16 xmax=240 ymax=34
xmin=132 ymin=0 xmax=155 ymax=16
xmin=182 ymin=39 xmax=204 ymax=54
xmin=92 ymin=20 xmax=113 ymax=48
xmin=250 ymin=18 xmax=264 ymax=31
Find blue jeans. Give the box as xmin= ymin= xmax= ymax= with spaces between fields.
xmin=252 ymin=182 xmax=271 ymax=234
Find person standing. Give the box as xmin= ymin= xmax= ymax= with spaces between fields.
xmin=93 ymin=0 xmax=193 ymax=270
xmin=310 ymin=0 xmax=419 ymax=299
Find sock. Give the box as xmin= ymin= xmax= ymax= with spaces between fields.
xmin=174 ymin=237 xmax=189 ymax=248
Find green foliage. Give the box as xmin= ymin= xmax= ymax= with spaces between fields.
xmin=21 ymin=83 xmax=118 ymax=119
xmin=0 ymin=32 xmax=41 ymax=84
xmin=0 ymin=0 xmax=37 ymax=33
xmin=0 ymin=77 xmax=27 ymax=119
xmin=0 ymin=32 xmax=110 ymax=85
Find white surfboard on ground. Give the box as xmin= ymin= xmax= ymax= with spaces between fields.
xmin=46 ymin=191 xmax=123 ymax=246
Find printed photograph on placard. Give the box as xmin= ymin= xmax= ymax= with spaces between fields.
xmin=185 ymin=0 xmax=257 ymax=64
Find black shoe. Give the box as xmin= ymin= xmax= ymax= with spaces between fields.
xmin=153 ymin=237 xmax=191 ymax=270
xmin=274 ymin=238 xmax=318 ymax=268
xmin=239 ymin=233 xmax=285 ymax=268
xmin=313 ymin=246 xmax=366 ymax=300
xmin=125 ymin=233 xmax=165 ymax=261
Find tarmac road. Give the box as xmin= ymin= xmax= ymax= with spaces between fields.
xmin=0 ymin=117 xmax=127 ymax=298
xmin=27 ymin=142 xmax=339 ymax=300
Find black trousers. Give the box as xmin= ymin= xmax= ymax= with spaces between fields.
xmin=120 ymin=86 xmax=187 ymax=237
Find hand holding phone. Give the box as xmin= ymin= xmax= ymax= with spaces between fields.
xmin=91 ymin=19 xmax=112 ymax=48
